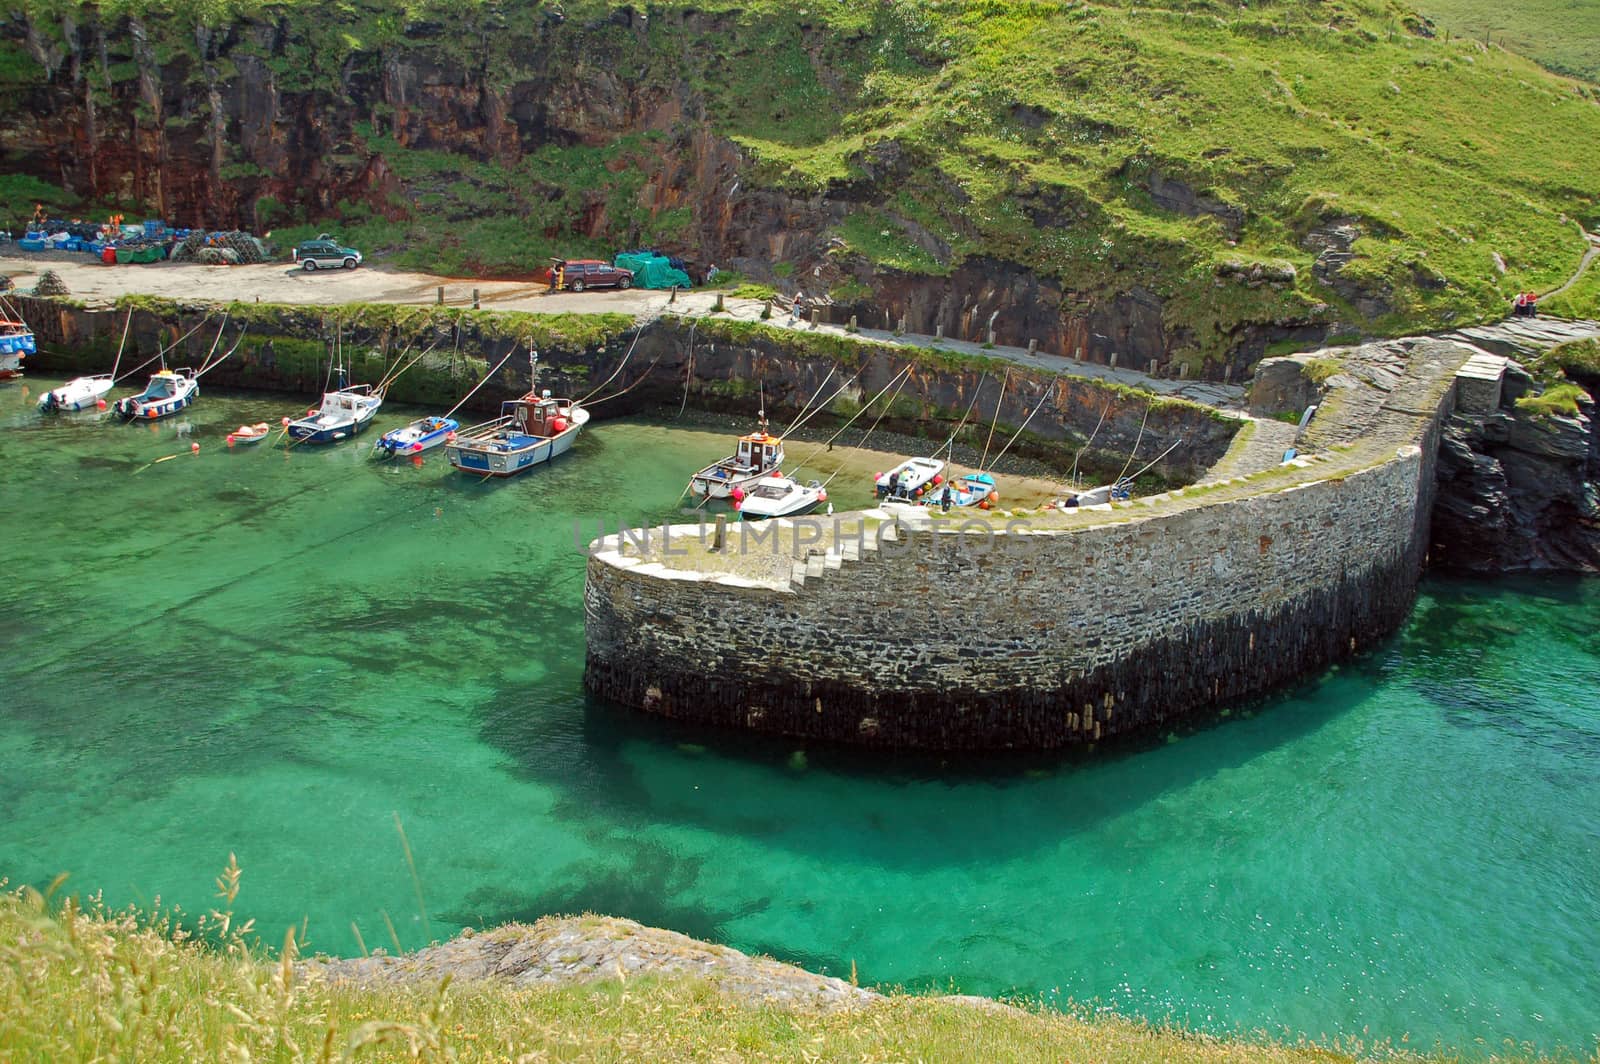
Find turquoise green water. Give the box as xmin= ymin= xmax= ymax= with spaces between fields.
xmin=1 ymin=378 xmax=1597 ymax=1056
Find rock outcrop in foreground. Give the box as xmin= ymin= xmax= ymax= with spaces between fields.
xmin=304 ymin=916 xmax=877 ymax=1012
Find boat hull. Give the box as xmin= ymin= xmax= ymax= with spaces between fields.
xmin=39 ymin=376 xmax=112 ymax=411
xmin=0 ymin=352 xmax=24 ymax=380
xmin=376 ymin=417 xmax=459 ymax=457
xmin=286 ymin=409 xmax=377 ymax=445
xmin=690 ymin=467 xmax=769 ymax=499
xmin=740 ymin=497 xmax=822 ymax=521
xmin=113 ymin=381 xmax=198 ymax=421
xmin=446 ymin=421 xmax=582 ymax=476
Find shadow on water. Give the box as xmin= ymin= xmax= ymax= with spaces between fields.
xmin=435 ymin=837 xmax=771 ymax=945
xmin=471 ymin=635 xmax=1401 ymax=876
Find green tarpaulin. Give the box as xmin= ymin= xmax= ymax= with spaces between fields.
xmin=614 ymin=252 xmax=692 ymax=290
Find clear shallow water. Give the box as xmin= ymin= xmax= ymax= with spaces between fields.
xmin=1 ymin=378 xmax=1597 ymax=1056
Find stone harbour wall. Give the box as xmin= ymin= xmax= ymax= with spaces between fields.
xmin=585 ymin=436 xmax=1439 ymax=750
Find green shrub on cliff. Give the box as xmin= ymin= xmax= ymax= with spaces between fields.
xmin=1515 ymin=381 xmax=1587 ymax=417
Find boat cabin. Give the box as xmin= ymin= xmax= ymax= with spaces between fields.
xmin=733 ymin=432 xmax=781 ymax=473
xmin=143 ymin=371 xmax=182 ymax=398
xmin=505 ymin=390 xmax=571 ymax=439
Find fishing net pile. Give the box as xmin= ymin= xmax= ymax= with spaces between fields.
xmin=32 ymin=270 xmax=69 ymax=297
xmin=169 ymin=231 xmax=271 ymax=265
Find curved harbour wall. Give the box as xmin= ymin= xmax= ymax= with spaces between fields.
xmin=584 ymin=342 xmax=1463 ymax=749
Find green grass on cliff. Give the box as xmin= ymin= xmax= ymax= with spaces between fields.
xmin=1412 ymin=0 xmax=1600 ymax=82
xmin=0 ymin=881 xmax=1567 ymax=1063
xmin=7 ymin=0 xmax=1600 ymax=364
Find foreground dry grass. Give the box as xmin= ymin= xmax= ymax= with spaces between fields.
xmin=0 ymin=880 xmax=1578 ymax=1063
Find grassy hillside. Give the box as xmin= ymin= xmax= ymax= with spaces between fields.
xmin=1412 ymin=0 xmax=1600 ymax=82
xmin=0 ymin=882 xmax=1564 ymax=1062
xmin=4 ymin=0 xmax=1600 ymax=361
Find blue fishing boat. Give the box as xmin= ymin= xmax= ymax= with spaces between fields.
xmin=0 ymin=315 xmax=34 ymax=380
xmin=112 ymin=368 xmax=198 ymax=420
xmin=284 ymin=383 xmax=382 ymax=445
xmin=921 ymin=471 xmax=998 ymax=510
xmin=446 ymin=391 xmax=588 ymax=477
xmin=374 ymin=415 xmax=459 ymax=458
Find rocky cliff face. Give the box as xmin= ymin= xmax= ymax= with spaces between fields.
xmin=1432 ymin=370 xmax=1600 ymax=572
xmin=0 ymin=4 xmax=1334 ymax=376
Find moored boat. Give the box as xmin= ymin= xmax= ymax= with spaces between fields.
xmin=920 ymin=471 xmax=998 ymax=510
xmin=737 ymin=474 xmax=827 ymax=521
xmin=446 ymin=389 xmax=588 ymax=477
xmin=874 ymin=456 xmax=946 ymax=502
xmin=38 ymin=374 xmax=112 ymax=412
xmin=285 ymin=383 xmax=382 ymax=445
xmin=227 ymin=422 xmax=272 ymax=445
xmin=375 ymin=415 xmax=459 ymax=458
xmin=0 ymin=317 xmax=32 ymax=380
xmin=689 ymin=425 xmax=785 ymax=499
xmin=112 ymin=368 xmax=199 ymax=420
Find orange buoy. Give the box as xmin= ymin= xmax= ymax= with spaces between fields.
xmin=190 ymin=442 xmax=200 ymax=454
xmin=281 ymin=416 xmax=291 ymax=426
xmin=227 ymin=435 xmax=236 ymax=445
xmin=96 ymin=399 xmax=107 ymax=410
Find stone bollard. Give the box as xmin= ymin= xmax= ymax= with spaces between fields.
xmin=1179 ymin=362 xmax=1189 ymax=380
xmin=472 ymin=288 xmax=480 ymax=309
xmin=810 ymin=308 xmax=820 ymax=326
xmin=1149 ymin=359 xmax=1159 ymax=375
xmin=713 ymin=293 xmax=725 ymax=313
xmin=897 ymin=316 xmax=907 ymax=335
xmin=848 ymin=315 xmax=858 ymax=333
xmin=935 ymin=324 xmax=945 ymax=339
xmin=1223 ymin=365 xmax=1233 ymax=383
xmin=761 ymin=299 xmax=772 ymax=320
xmin=669 ymin=286 xmax=677 ymax=303
xmin=1074 ymin=346 xmax=1083 ymax=361
xmin=437 ymin=286 xmax=444 ymax=305
xmin=1027 ymin=338 xmax=1038 ymax=354
xmin=987 ymin=329 xmax=997 ymax=346
xmin=1109 ymin=352 xmax=1119 ymax=368
xmin=712 ymin=514 xmax=726 ymax=552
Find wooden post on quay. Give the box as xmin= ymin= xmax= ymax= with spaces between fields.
xmin=712 ymin=514 xmax=727 ymax=552
xmin=472 ymin=288 xmax=480 ymax=309
xmin=437 ymin=286 xmax=444 ymax=305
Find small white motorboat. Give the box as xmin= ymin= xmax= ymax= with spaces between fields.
xmin=738 ymin=474 xmax=827 ymax=521
xmin=38 ymin=374 xmax=113 ymax=412
xmin=227 ymin=422 xmax=272 ymax=446
xmin=285 ymin=383 xmax=383 ymax=444
xmin=875 ymin=456 xmax=946 ymax=502
xmin=113 ymin=368 xmax=199 ymax=420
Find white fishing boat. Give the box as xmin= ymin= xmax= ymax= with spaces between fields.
xmin=227 ymin=422 xmax=272 ymax=445
xmin=738 ymin=474 xmax=828 ymax=521
xmin=922 ymin=471 xmax=999 ymax=510
xmin=38 ymin=374 xmax=113 ymax=412
xmin=447 ymin=390 xmax=588 ymax=476
xmin=113 ymin=368 xmax=199 ymax=420
xmin=874 ymin=456 xmax=946 ymax=502
xmin=285 ymin=383 xmax=383 ymax=445
xmin=0 ymin=311 xmax=34 ymax=381
xmin=689 ymin=424 xmax=785 ymax=499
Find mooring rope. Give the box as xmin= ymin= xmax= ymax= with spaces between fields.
xmin=984 ymin=374 xmax=1061 ymax=471
xmin=978 ymin=368 xmax=1009 ymax=470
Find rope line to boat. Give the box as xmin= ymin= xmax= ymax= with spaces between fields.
xmin=674 ymin=320 xmax=699 ymax=419
xmin=1115 ymin=405 xmax=1151 ymax=486
xmin=374 ymin=340 xmax=439 ymax=396
xmin=776 ymin=365 xmax=836 ymax=437
xmin=194 ymin=325 xmax=249 ymax=380
xmin=191 ymin=314 xmax=232 ymax=377
xmin=442 ymin=346 xmax=520 ymax=420
xmin=936 ymin=372 xmax=988 ymax=456
xmin=978 ymin=368 xmax=1010 ymax=471
xmin=111 ymin=315 xmax=214 ymax=384
xmin=789 ymin=364 xmax=912 ymax=474
xmin=985 ymin=373 xmax=1063 ymax=472
xmin=580 ymin=350 xmax=666 ymax=408
xmin=1122 ymin=438 xmax=1184 ymax=487
xmin=819 ymin=368 xmax=913 ymax=489
xmin=1067 ymin=396 xmax=1115 ymax=489
xmin=575 ymin=325 xmax=646 ymax=407
xmin=107 ymin=308 xmax=132 ymax=381
xmin=784 ymin=370 xmax=860 ymax=441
